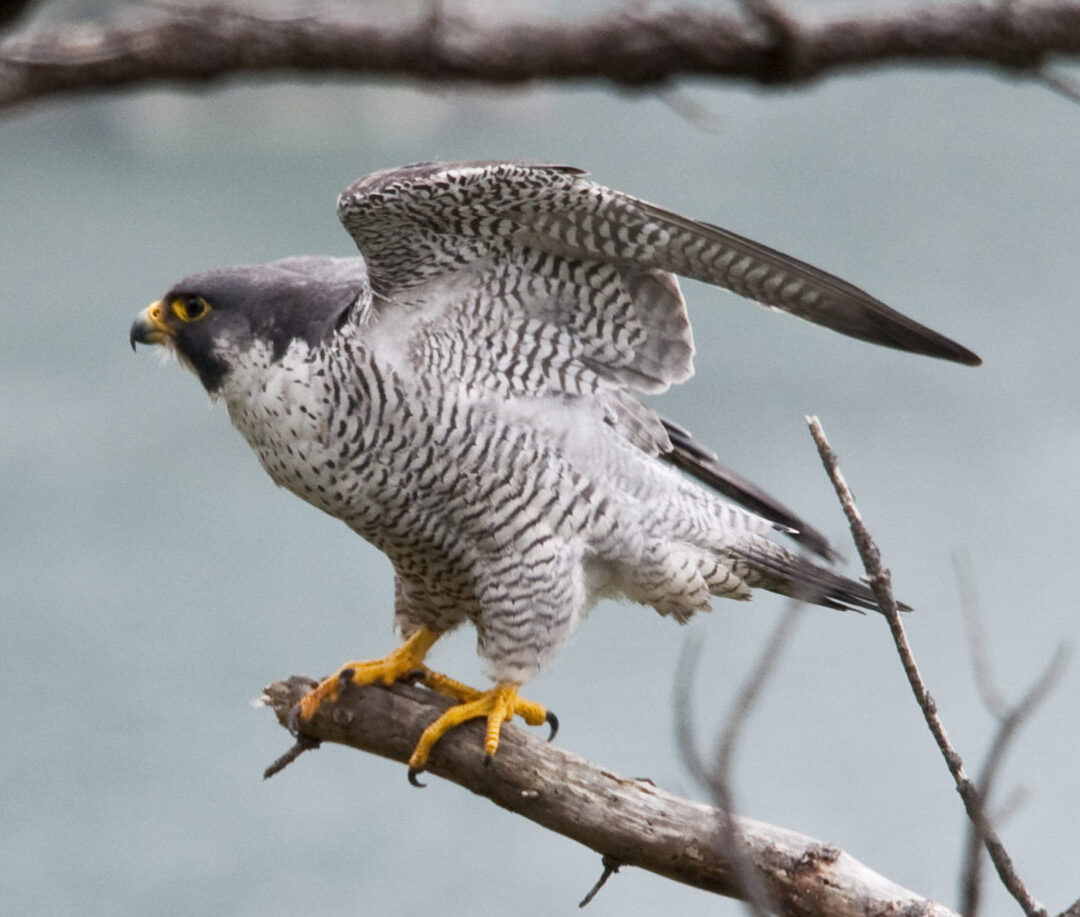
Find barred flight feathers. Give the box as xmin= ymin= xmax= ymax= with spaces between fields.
xmin=338 ymin=160 xmax=980 ymax=373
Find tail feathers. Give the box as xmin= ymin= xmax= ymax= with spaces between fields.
xmin=730 ymin=539 xmax=909 ymax=614
xmin=626 ymin=544 xmax=749 ymax=622
xmin=623 ymin=539 xmax=907 ymax=622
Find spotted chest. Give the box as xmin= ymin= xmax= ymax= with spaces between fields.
xmin=217 ymin=338 xmax=352 ymax=513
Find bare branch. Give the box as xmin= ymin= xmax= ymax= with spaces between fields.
xmin=675 ymin=633 xmax=777 ymax=915
xmin=1033 ymin=66 xmax=1080 ymax=102
xmin=961 ymin=644 xmax=1070 ymax=917
xmin=673 ymin=634 xmax=714 ymax=792
xmin=953 ymin=549 xmax=1071 ymax=917
xmin=953 ymin=549 xmax=1009 ymax=719
xmin=4 ymin=1 xmax=1080 ymax=112
xmin=711 ymin=603 xmax=805 ymax=914
xmin=713 ymin=600 xmax=803 ymax=788
xmin=806 ymin=416 xmax=1049 ymax=917
xmin=260 ymin=675 xmax=959 ymax=916
xmin=674 ymin=609 xmax=803 ymax=916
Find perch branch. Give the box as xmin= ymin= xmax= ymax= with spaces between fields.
xmin=806 ymin=415 xmax=1048 ymax=917
xmin=4 ymin=1 xmax=1080 ymax=112
xmin=259 ymin=675 xmax=958 ymax=916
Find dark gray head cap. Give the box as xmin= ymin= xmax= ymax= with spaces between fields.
xmin=163 ymin=256 xmax=368 ymax=391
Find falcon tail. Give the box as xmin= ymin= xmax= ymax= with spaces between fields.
xmin=729 ymin=539 xmax=908 ymax=613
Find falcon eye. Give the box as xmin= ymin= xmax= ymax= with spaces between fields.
xmin=172 ymin=295 xmax=211 ymax=323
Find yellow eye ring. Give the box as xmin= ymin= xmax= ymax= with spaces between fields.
xmin=171 ymin=296 xmax=212 ymax=323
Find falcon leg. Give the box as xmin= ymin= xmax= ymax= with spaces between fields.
xmin=407 ymin=682 xmax=555 ymax=783
xmin=295 ymin=626 xmax=441 ymax=722
xmin=292 ymin=631 xmax=557 ymax=784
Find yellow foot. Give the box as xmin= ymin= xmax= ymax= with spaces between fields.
xmin=420 ymin=670 xmax=486 ymax=703
xmin=407 ymin=682 xmax=558 ymax=786
xmin=290 ymin=627 xmax=440 ymax=728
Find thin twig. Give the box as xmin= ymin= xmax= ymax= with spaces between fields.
xmin=714 ymin=599 xmax=804 ymax=785
xmin=1033 ymin=67 xmax=1080 ymax=103
xmin=674 ymin=639 xmax=774 ymax=915
xmin=712 ymin=602 xmax=803 ymax=917
xmin=674 ymin=601 xmax=804 ymax=915
xmin=806 ymin=415 xmax=1048 ymax=917
xmin=991 ymin=786 xmax=1029 ymax=826
xmin=953 ymin=550 xmax=1008 ymax=718
xmin=261 ymin=735 xmax=320 ymax=780
xmin=659 ymin=89 xmax=725 ymax=135
xmin=673 ymin=633 xmax=713 ymax=791
xmin=961 ymin=644 xmax=1069 ymax=917
xmin=578 ymin=856 xmax=621 ymax=908
xmin=1060 ymin=897 xmax=1080 ymax=917
xmin=673 ymin=634 xmax=772 ymax=914
xmin=954 ymin=549 xmax=1070 ymax=917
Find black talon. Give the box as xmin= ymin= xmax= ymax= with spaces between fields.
xmin=401 ymin=668 xmax=427 ymax=685
xmin=545 ymin=710 xmax=559 ymax=742
xmin=285 ymin=704 xmax=321 ymax=749
xmin=337 ymin=667 xmax=355 ymax=688
xmin=286 ymin=703 xmax=302 ymax=738
xmin=407 ymin=766 xmax=426 ymax=788
xmin=483 ymin=753 xmax=493 ymax=768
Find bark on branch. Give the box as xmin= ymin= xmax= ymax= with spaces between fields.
xmin=4 ymin=1 xmax=1080 ymax=112
xmin=260 ymin=675 xmax=958 ymax=916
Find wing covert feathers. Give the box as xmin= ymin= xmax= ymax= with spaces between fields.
xmin=338 ymin=160 xmax=979 ymax=368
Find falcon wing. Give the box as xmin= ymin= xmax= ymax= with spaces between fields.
xmin=337 ymin=160 xmax=980 ymax=369
xmin=335 ymin=161 xmax=973 ymax=557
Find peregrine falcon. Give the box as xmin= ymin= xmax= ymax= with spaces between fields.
xmin=130 ymin=161 xmax=978 ymax=780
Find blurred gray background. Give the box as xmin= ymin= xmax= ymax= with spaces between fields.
xmin=3 ymin=0 xmax=1079 ymax=914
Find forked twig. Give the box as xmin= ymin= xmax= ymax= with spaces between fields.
xmin=806 ymin=415 xmax=1048 ymax=917
xmin=961 ymin=643 xmax=1068 ymax=916
xmin=953 ymin=551 xmax=1070 ymax=916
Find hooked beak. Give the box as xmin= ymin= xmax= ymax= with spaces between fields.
xmin=130 ymin=300 xmax=172 ymax=351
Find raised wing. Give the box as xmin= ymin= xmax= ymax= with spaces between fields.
xmin=337 ymin=160 xmax=980 ymax=369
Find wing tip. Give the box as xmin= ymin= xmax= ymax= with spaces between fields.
xmin=864 ymin=308 xmax=981 ymax=366
xmin=955 ymin=347 xmax=983 ymax=367
xmin=903 ymin=332 xmax=982 ymax=367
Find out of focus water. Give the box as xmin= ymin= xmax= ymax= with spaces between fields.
xmin=3 ymin=6 xmax=1080 ymax=915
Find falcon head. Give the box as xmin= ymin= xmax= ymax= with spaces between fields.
xmin=129 ymin=256 xmax=368 ymax=392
